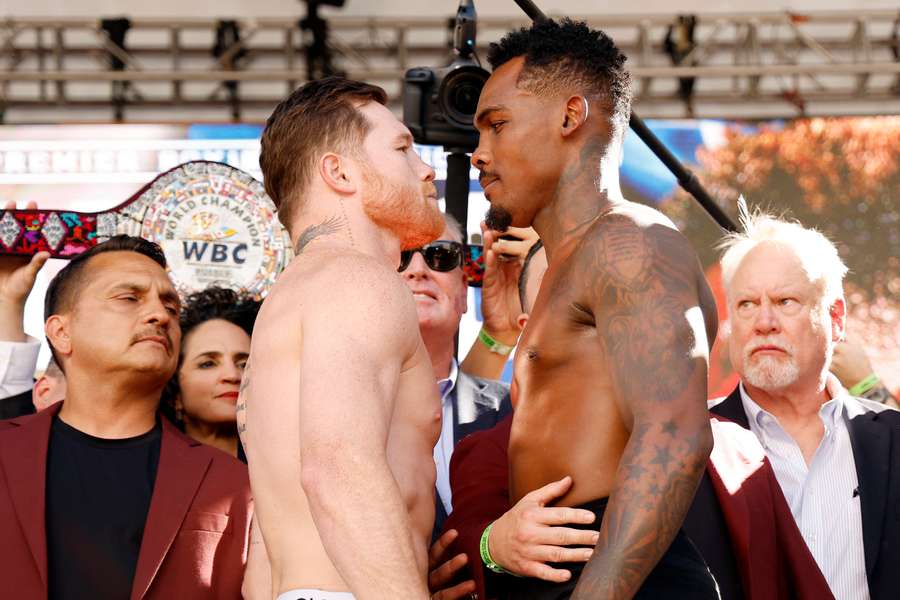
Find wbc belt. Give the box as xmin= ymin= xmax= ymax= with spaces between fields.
xmin=0 ymin=160 xmax=291 ymax=298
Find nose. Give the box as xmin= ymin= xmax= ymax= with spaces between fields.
xmin=753 ymin=301 xmax=780 ymax=335
xmin=222 ymin=362 xmax=243 ymax=384
xmin=402 ymin=251 xmax=431 ymax=281
xmin=415 ymin=153 xmax=436 ymax=183
xmin=471 ymin=145 xmax=490 ymax=171
xmin=144 ymin=296 xmax=173 ymax=328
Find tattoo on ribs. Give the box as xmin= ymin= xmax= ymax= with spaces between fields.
xmin=294 ymin=215 xmax=346 ymax=255
xmin=239 ymin=363 xmax=251 ymax=394
xmin=236 ymin=360 xmax=249 ymax=441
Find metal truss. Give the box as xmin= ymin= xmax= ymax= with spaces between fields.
xmin=0 ymin=10 xmax=898 ymax=122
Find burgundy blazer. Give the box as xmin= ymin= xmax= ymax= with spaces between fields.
xmin=443 ymin=413 xmax=833 ymax=600
xmin=0 ymin=402 xmax=252 ymax=599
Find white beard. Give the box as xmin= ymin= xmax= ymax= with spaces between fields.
xmin=743 ymin=353 xmax=800 ymax=391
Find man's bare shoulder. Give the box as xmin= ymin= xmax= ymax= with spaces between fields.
xmin=271 ymin=249 xmax=409 ymax=302
xmin=594 ymin=200 xmax=692 ymax=253
xmin=265 ymin=248 xmax=418 ymax=336
xmin=568 ymin=201 xmax=703 ymax=306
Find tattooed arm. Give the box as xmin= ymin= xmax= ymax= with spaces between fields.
xmin=571 ymin=219 xmax=714 ymax=599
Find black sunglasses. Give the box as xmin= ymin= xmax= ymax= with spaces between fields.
xmin=398 ymin=240 xmax=464 ymax=273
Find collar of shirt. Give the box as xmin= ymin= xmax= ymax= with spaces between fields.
xmin=739 ymin=377 xmax=847 ymax=442
xmin=437 ymin=359 xmax=459 ymax=405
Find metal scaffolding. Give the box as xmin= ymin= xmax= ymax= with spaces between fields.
xmin=0 ymin=10 xmax=898 ymax=122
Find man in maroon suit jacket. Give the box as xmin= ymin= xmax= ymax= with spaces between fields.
xmin=0 ymin=403 xmax=251 ymax=599
xmin=442 ymin=413 xmax=833 ymax=600
xmin=0 ymin=235 xmax=252 ymax=599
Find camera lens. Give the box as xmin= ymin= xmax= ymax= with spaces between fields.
xmin=451 ymin=78 xmax=481 ymax=116
xmin=439 ymin=65 xmax=489 ymax=128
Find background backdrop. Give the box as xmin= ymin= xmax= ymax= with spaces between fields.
xmin=3 ymin=115 xmax=897 ymax=395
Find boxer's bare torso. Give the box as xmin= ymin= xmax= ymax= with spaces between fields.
xmin=510 ymin=202 xmax=718 ymax=507
xmin=238 ymin=249 xmax=440 ymax=596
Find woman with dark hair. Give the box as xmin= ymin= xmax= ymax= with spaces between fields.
xmin=162 ymin=286 xmax=259 ymax=461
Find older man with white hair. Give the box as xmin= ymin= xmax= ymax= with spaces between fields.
xmin=710 ymin=210 xmax=900 ymax=600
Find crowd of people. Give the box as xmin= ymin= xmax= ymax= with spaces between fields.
xmin=0 ymin=17 xmax=897 ymax=600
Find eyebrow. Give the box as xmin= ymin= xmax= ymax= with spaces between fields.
xmin=395 ymin=131 xmax=414 ymax=146
xmin=192 ymin=351 xmax=250 ymax=360
xmin=190 ymin=350 xmax=250 ymax=360
xmin=475 ymin=105 xmax=505 ymax=127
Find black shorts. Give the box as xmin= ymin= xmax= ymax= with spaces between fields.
xmin=504 ymin=498 xmax=720 ymax=600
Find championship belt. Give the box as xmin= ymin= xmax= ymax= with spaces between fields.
xmin=0 ymin=161 xmax=291 ymax=298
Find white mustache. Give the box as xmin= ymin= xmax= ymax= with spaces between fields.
xmin=746 ymin=337 xmax=793 ymax=357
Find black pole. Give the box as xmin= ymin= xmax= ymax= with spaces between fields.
xmin=444 ymin=150 xmax=471 ymax=359
xmin=445 ymin=151 xmax=471 ymax=241
xmin=627 ymin=116 xmax=736 ymax=231
xmin=511 ymin=0 xmax=737 ymax=233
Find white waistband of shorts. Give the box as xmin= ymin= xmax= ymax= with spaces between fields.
xmin=276 ymin=590 xmax=356 ymax=600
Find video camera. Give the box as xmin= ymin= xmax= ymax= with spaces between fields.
xmin=402 ymin=0 xmax=489 ymax=152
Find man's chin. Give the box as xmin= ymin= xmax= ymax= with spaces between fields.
xmin=485 ymin=205 xmax=513 ymax=232
xmin=128 ymin=356 xmax=177 ymax=378
xmin=400 ymin=211 xmax=445 ymax=250
xmin=743 ymin=359 xmax=800 ymax=391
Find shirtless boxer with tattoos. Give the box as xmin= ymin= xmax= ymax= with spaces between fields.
xmin=238 ymin=77 xmax=444 ymax=600
xmin=472 ymin=20 xmax=719 ymax=599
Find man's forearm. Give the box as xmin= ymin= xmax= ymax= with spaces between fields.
xmin=571 ymin=418 xmax=711 ymax=599
xmin=0 ymin=302 xmax=26 ymax=342
xmin=460 ymin=333 xmax=512 ymax=381
xmin=303 ymin=457 xmax=430 ymax=600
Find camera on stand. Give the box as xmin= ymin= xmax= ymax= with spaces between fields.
xmin=402 ymin=0 xmax=489 ymax=153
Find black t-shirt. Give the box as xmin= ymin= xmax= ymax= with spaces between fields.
xmin=45 ymin=416 xmax=161 ymax=600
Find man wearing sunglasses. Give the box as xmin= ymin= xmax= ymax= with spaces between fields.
xmin=399 ymin=214 xmax=511 ymax=543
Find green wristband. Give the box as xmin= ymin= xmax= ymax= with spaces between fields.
xmin=478 ymin=328 xmax=515 ymax=356
xmin=480 ymin=522 xmax=517 ymax=575
xmin=849 ymin=373 xmax=880 ymax=397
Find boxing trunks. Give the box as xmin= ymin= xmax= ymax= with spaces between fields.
xmin=504 ymin=497 xmax=720 ymax=599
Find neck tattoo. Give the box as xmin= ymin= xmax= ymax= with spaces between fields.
xmin=294 ymin=215 xmax=346 ymax=256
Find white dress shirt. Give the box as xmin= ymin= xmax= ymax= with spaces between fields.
xmin=740 ymin=376 xmax=869 ymax=600
xmin=0 ymin=336 xmax=41 ymax=398
xmin=433 ymin=359 xmax=459 ymax=516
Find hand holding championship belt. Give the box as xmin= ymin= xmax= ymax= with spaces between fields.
xmin=0 ymin=161 xmax=291 ymax=298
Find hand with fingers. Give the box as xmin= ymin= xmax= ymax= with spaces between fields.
xmin=0 ymin=201 xmax=50 ymax=342
xmin=429 ymin=529 xmax=478 ymax=600
xmin=487 ymin=476 xmax=597 ymax=582
xmin=479 ymin=223 xmax=540 ymax=340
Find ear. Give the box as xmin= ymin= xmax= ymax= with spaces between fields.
xmin=45 ymin=315 xmax=72 ymax=359
xmin=457 ymin=271 xmax=469 ymax=315
xmin=830 ymin=297 xmax=847 ymax=342
xmin=32 ymin=376 xmax=51 ymax=411
xmin=517 ymin=312 xmax=529 ymax=331
xmin=318 ymin=152 xmax=357 ymax=196
xmin=561 ymin=96 xmax=589 ymax=138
